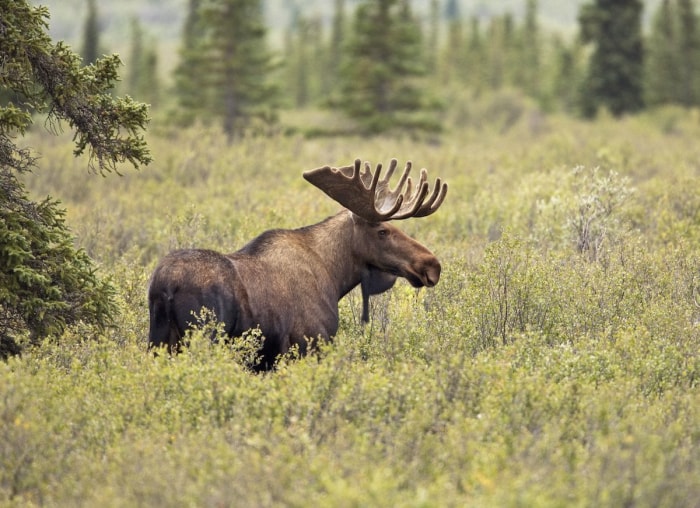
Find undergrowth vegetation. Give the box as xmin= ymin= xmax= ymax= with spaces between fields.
xmin=3 ymin=107 xmax=700 ymax=505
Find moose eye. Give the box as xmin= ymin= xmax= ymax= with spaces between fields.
xmin=378 ymin=228 xmax=389 ymax=238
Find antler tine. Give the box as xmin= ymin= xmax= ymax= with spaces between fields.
xmin=362 ymin=160 xmax=380 ymax=195
xmin=390 ymin=167 xmax=448 ymax=219
xmin=375 ymin=159 xmax=411 ymax=212
xmin=385 ymin=159 xmax=411 ymax=193
xmin=383 ymin=158 xmax=399 ymax=182
xmin=387 ymin=166 xmax=427 ymax=219
xmin=414 ymin=175 xmax=448 ymax=218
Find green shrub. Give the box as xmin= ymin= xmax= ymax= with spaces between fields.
xmin=4 ymin=112 xmax=700 ymax=505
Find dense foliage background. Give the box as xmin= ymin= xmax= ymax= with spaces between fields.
xmin=31 ymin=0 xmax=692 ymax=129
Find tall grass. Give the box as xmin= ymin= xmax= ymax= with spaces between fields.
xmin=3 ymin=107 xmax=700 ymax=506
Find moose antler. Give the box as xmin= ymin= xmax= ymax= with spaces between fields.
xmin=303 ymin=158 xmax=447 ymax=222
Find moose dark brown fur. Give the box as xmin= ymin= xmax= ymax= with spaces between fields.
xmin=148 ymin=158 xmax=447 ymax=370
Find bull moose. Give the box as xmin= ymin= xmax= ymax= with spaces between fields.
xmin=147 ymin=158 xmax=447 ymax=370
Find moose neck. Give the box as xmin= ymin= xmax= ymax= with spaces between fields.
xmin=302 ymin=210 xmax=365 ymax=299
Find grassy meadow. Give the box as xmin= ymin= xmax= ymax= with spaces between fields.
xmin=3 ymin=102 xmax=700 ymax=506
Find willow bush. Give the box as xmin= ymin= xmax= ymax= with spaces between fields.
xmin=4 ymin=108 xmax=700 ymax=505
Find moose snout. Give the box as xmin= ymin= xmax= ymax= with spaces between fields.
xmin=404 ymin=255 xmax=441 ymax=288
xmin=423 ymin=258 xmax=441 ymax=287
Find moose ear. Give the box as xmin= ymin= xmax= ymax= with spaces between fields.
xmin=360 ymin=267 xmax=398 ymax=323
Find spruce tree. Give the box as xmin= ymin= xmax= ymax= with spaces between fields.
xmin=140 ymin=44 xmax=161 ymax=109
xmin=127 ymin=16 xmax=144 ymax=95
xmin=0 ymin=0 xmax=151 ymax=357
xmin=646 ymin=0 xmax=700 ymax=107
xmin=548 ymin=36 xmax=587 ymax=113
xmin=485 ymin=14 xmax=515 ymax=90
xmin=337 ymin=0 xmax=437 ymax=134
xmin=173 ymin=0 xmax=278 ymax=139
xmin=441 ymin=0 xmax=464 ymax=85
xmin=519 ymin=0 xmax=541 ymax=98
xmin=173 ymin=0 xmax=210 ymax=126
xmin=579 ymin=0 xmax=645 ymax=117
xmin=676 ymin=0 xmax=700 ymax=106
xmin=646 ymin=0 xmax=681 ymax=106
xmin=327 ymin=0 xmax=347 ymax=99
xmin=285 ymin=11 xmax=328 ymax=108
xmin=464 ymin=16 xmax=486 ymax=92
xmin=81 ymin=0 xmax=99 ymax=65
xmin=110 ymin=18 xmax=161 ymax=109
xmin=427 ymin=0 xmax=439 ymax=74
xmin=291 ymin=12 xmax=311 ymax=107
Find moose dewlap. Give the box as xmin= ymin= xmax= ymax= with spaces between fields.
xmin=148 ymin=158 xmax=447 ymax=370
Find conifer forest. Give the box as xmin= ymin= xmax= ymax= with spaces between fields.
xmin=1 ymin=0 xmax=700 ymax=505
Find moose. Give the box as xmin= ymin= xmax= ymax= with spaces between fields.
xmin=147 ymin=158 xmax=447 ymax=370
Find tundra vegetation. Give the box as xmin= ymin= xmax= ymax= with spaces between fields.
xmin=2 ymin=107 xmax=700 ymax=505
